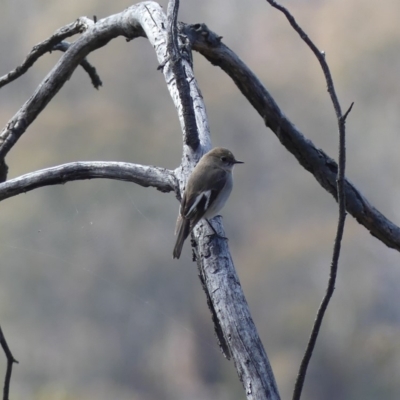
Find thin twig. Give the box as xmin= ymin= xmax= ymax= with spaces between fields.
xmin=53 ymin=42 xmax=102 ymax=89
xmin=0 ymin=17 xmax=94 ymax=89
xmin=264 ymin=2 xmax=351 ymax=399
xmin=265 ymin=0 xmax=343 ymax=121
xmin=0 ymin=325 xmax=18 ymax=400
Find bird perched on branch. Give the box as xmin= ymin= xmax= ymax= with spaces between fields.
xmin=173 ymin=147 xmax=243 ymax=259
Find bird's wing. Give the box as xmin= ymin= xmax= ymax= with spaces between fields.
xmin=182 ymin=168 xmax=228 ymax=220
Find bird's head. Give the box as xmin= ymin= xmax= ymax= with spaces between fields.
xmin=206 ymin=147 xmax=244 ymax=170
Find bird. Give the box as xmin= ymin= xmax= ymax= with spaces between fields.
xmin=173 ymin=147 xmax=243 ymax=259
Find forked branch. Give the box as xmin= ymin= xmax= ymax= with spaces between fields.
xmin=0 ymin=17 xmax=96 ymax=89
xmin=52 ymin=42 xmax=102 ymax=89
xmin=0 ymin=325 xmax=18 ymax=400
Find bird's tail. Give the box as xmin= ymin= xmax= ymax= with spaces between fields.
xmin=173 ymin=216 xmax=191 ymax=259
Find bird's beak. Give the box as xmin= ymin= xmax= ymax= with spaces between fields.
xmin=234 ymin=159 xmax=244 ymax=164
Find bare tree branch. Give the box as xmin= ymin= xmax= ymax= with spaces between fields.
xmin=165 ymin=0 xmax=199 ymax=150
xmin=265 ymin=0 xmax=344 ymax=121
xmin=0 ymin=325 xmax=18 ymax=400
xmin=165 ymin=0 xmax=229 ymax=360
xmin=293 ymin=99 xmax=352 ymax=399
xmin=293 ymin=104 xmax=353 ymax=400
xmin=158 ymin=0 xmax=279 ymax=400
xmin=192 ymin=229 xmax=280 ymax=399
xmin=261 ymin=2 xmax=351 ymax=398
xmin=142 ymin=2 xmax=211 ymax=171
xmin=0 ymin=161 xmax=177 ymax=201
xmin=188 ymin=23 xmax=400 ymax=253
xmin=52 ymin=41 xmax=102 ymax=89
xmin=0 ymin=6 xmax=147 ymax=160
xmin=0 ymin=17 xmax=94 ymax=89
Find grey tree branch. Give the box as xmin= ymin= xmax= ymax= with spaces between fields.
xmin=187 ymin=23 xmax=400 ymax=253
xmin=52 ymin=41 xmax=102 ymax=89
xmin=266 ymin=0 xmax=344 ymax=120
xmin=262 ymin=2 xmax=350 ymax=399
xmin=166 ymin=0 xmax=229 ymax=360
xmin=140 ymin=1 xmax=211 ymax=179
xmin=0 ymin=6 xmax=146 ymax=160
xmin=0 ymin=325 xmax=18 ymax=400
xmin=161 ymin=1 xmax=280 ymax=398
xmin=0 ymin=17 xmax=95 ymax=89
xmin=165 ymin=0 xmax=199 ymax=150
xmin=0 ymin=161 xmax=177 ymax=201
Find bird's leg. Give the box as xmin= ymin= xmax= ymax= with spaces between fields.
xmin=205 ymin=218 xmax=228 ymax=240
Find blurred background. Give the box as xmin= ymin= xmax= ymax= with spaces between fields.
xmin=0 ymin=0 xmax=400 ymax=399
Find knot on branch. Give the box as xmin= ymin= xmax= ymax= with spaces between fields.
xmin=75 ymin=16 xmax=95 ymax=32
xmin=178 ymin=34 xmax=193 ymax=67
xmin=187 ymin=23 xmax=223 ymax=47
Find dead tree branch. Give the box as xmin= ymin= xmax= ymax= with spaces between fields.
xmin=52 ymin=41 xmax=102 ymax=89
xmin=0 ymin=17 xmax=94 ymax=89
xmin=165 ymin=0 xmax=199 ymax=150
xmin=187 ymin=23 xmax=400 ymax=253
xmin=262 ymin=1 xmax=351 ymax=398
xmin=0 ymin=325 xmax=18 ymax=400
xmin=166 ymin=0 xmax=229 ymax=361
xmin=162 ymin=1 xmax=280 ymax=398
xmin=0 ymin=161 xmax=177 ymax=201
xmin=0 ymin=8 xmax=145 ymax=160
xmin=292 ymin=108 xmax=354 ymax=400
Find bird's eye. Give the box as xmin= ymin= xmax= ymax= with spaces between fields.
xmin=221 ymin=156 xmax=227 ymax=162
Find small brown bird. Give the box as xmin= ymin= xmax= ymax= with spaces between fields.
xmin=173 ymin=147 xmax=243 ymax=259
